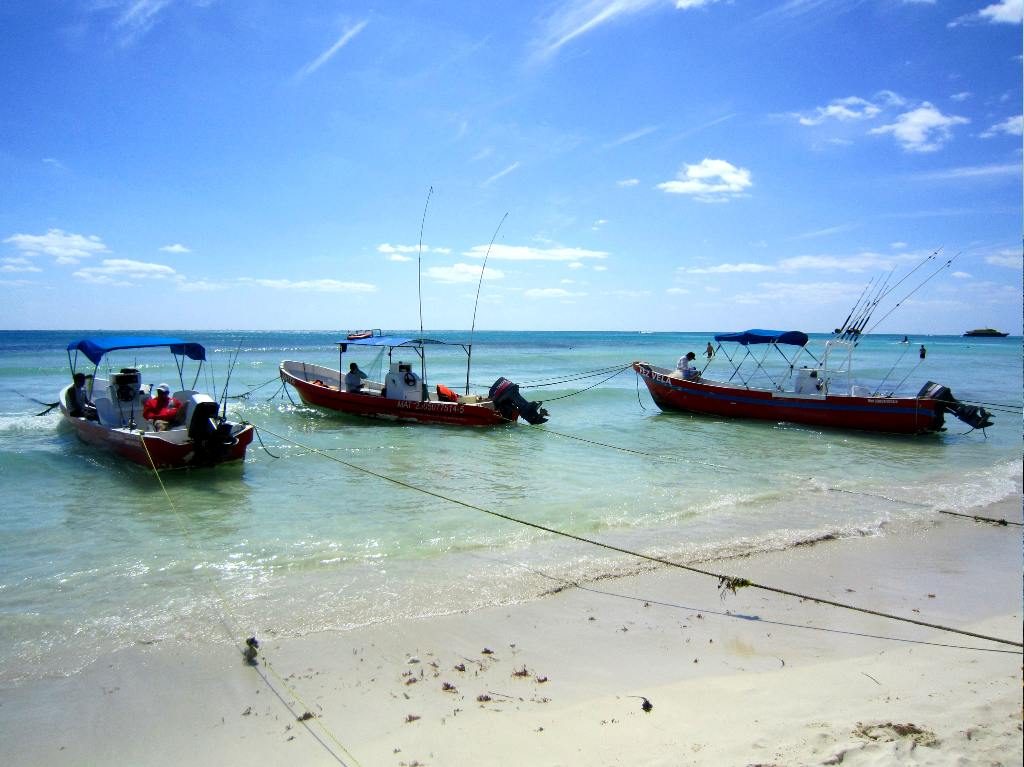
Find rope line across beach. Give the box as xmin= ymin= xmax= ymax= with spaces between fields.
xmin=140 ymin=438 xmax=365 ymax=767
xmin=252 ymin=424 xmax=1023 ymax=652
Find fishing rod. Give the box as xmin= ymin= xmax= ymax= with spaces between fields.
xmin=465 ymin=212 xmax=508 ymax=394
xmin=835 ymin=275 xmax=875 ymax=336
xmin=416 ymin=186 xmax=433 ymax=387
xmin=864 ymin=253 xmax=958 ymax=338
xmin=219 ymin=341 xmax=244 ymax=421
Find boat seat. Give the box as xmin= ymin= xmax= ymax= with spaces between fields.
xmin=92 ymin=396 xmax=122 ymax=427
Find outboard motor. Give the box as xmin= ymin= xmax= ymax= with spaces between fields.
xmin=187 ymin=398 xmax=236 ymax=464
xmin=918 ymin=381 xmax=994 ymax=430
xmin=113 ymin=368 xmax=141 ymax=402
xmin=489 ymin=377 xmax=548 ymax=425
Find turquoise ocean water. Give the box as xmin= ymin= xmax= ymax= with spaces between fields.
xmin=0 ymin=329 xmax=1020 ymax=684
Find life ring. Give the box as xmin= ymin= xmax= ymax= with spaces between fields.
xmin=404 ymin=372 xmax=417 ymax=387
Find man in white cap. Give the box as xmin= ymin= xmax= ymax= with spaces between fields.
xmin=143 ymin=383 xmax=184 ymax=431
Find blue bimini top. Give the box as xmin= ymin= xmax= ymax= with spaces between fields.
xmin=67 ymin=337 xmax=207 ymax=365
xmin=713 ymin=329 xmax=809 ymax=347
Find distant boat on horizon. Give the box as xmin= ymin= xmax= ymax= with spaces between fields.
xmin=963 ymin=328 xmax=1009 ymax=338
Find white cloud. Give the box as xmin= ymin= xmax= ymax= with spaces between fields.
xmin=74 ymin=258 xmax=178 ymax=284
xmin=592 ymin=218 xmax=608 ymax=230
xmin=241 ymin=278 xmax=377 ymax=293
xmin=425 ymin=263 xmax=505 ymax=284
xmin=378 ymin=243 xmax=451 ymax=256
xmin=177 ymin=280 xmax=228 ymax=292
xmin=523 ymin=287 xmax=584 ymax=299
xmin=604 ymin=125 xmax=659 ymax=149
xmin=979 ymin=0 xmax=1023 ymax=24
xmin=530 ymin=0 xmax=723 ymax=61
xmin=951 ymin=271 xmax=972 ymax=279
xmin=160 ymin=243 xmax=191 ymax=253
xmin=4 ymin=228 xmax=110 ymax=264
xmin=593 ymin=264 xmax=608 ymax=271
xmin=793 ymin=96 xmax=883 ymax=126
xmin=950 ymin=91 xmax=972 ymax=102
xmin=980 ymin=115 xmax=1023 ymax=138
xmin=464 ymin=244 xmax=608 ymax=262
xmin=617 ymin=178 xmax=640 ymax=187
xmin=732 ymin=281 xmax=859 ymax=306
xmin=1 ymin=256 xmax=42 ymax=273
xmin=113 ymin=0 xmax=173 ymax=45
xmin=914 ymin=162 xmax=1019 ymax=180
xmin=869 ymin=103 xmax=969 ymax=152
xmin=986 ymin=250 xmax=1022 ymax=269
xmin=778 ymin=253 xmax=900 ymax=272
xmin=482 ymin=161 xmax=521 ymax=187
xmin=296 ymin=20 xmax=368 ymax=80
xmin=657 ymin=158 xmax=752 ymax=202
xmin=681 ymin=262 xmax=774 ymax=274
xmin=42 ymin=157 xmax=67 ymax=170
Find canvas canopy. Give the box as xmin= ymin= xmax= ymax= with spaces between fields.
xmin=67 ymin=337 xmax=207 ymax=365
xmin=713 ymin=329 xmax=809 ymax=347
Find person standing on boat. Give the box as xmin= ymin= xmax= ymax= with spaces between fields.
xmin=344 ymin=362 xmax=368 ymax=393
xmin=676 ymin=351 xmax=699 ymax=379
xmin=143 ymin=383 xmax=183 ymax=431
xmin=70 ymin=372 xmax=96 ymax=419
xmin=919 ymin=344 xmax=926 ymax=359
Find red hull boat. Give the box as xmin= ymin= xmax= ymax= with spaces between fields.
xmin=634 ymin=329 xmax=992 ymax=436
xmin=280 ymin=334 xmax=547 ymax=427
xmin=61 ymin=336 xmax=254 ymax=469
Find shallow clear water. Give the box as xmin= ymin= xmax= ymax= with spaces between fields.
xmin=0 ymin=329 xmax=1020 ymax=683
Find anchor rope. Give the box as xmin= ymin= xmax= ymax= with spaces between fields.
xmin=251 ymin=424 xmax=1022 ymax=650
xmin=139 ymin=437 xmax=363 ymax=767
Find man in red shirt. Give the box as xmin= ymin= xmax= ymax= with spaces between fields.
xmin=143 ymin=383 xmax=184 ymax=431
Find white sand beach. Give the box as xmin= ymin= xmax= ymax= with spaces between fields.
xmin=3 ymin=499 xmax=1021 ymax=767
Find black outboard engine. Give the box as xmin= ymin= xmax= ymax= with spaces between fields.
xmin=113 ymin=368 xmax=141 ymax=402
xmin=489 ymin=377 xmax=549 ymax=425
xmin=187 ymin=400 xmax=236 ymax=463
xmin=918 ymin=381 xmax=994 ymax=430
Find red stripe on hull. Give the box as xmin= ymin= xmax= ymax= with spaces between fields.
xmin=284 ymin=373 xmax=510 ymax=427
xmin=633 ymin=363 xmax=942 ymax=435
xmin=65 ymin=416 xmax=254 ymax=468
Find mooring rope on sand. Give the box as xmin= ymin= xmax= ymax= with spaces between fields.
xmin=140 ymin=439 xmax=363 ymax=767
xmin=252 ymin=424 xmax=1022 ymax=651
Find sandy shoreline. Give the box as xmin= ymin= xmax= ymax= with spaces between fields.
xmin=3 ymin=500 xmax=1021 ymax=767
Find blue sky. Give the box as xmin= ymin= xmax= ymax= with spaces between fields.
xmin=1 ymin=0 xmax=1021 ymax=333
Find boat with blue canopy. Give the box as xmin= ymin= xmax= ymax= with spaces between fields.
xmin=60 ymin=336 xmax=254 ymax=469
xmin=633 ymin=328 xmax=993 ymax=435
xmin=279 ymin=330 xmax=548 ymax=426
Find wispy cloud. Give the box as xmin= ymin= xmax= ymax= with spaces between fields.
xmin=4 ymin=229 xmax=109 ymax=265
xmin=980 ymin=114 xmax=1023 ymax=138
xmin=378 ymin=243 xmax=451 ymax=261
xmin=530 ymin=0 xmax=721 ymax=62
xmin=113 ymin=0 xmax=174 ymax=45
xmin=791 ymin=223 xmax=857 ymax=240
xmin=617 ymin=178 xmax=640 ymax=187
xmin=425 ymin=263 xmax=505 ymax=284
xmin=240 ymin=277 xmax=377 ymax=293
xmin=1 ymin=257 xmax=42 ymax=273
xmin=949 ymin=0 xmax=1023 ymax=27
xmin=657 ymin=158 xmax=752 ymax=203
xmin=523 ymin=287 xmax=585 ymax=299
xmin=481 ymin=161 xmax=521 ymax=187
xmin=160 ymin=243 xmax=191 ymax=253
xmin=680 ymin=250 xmax=920 ymax=275
xmin=295 ymin=20 xmax=368 ymax=80
xmin=869 ymin=103 xmax=969 ymax=152
xmin=463 ymin=244 xmax=608 ymax=262
xmin=74 ymin=258 xmax=178 ymax=285
xmin=681 ymin=262 xmax=775 ymax=275
xmin=603 ymin=125 xmax=659 ymax=149
xmin=913 ymin=163 xmax=1020 ymax=180
xmin=986 ymin=249 xmax=1023 ymax=269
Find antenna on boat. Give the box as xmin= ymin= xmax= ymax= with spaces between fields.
xmin=417 ymin=186 xmax=433 ymax=339
xmin=465 ymin=212 xmax=508 ymax=394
